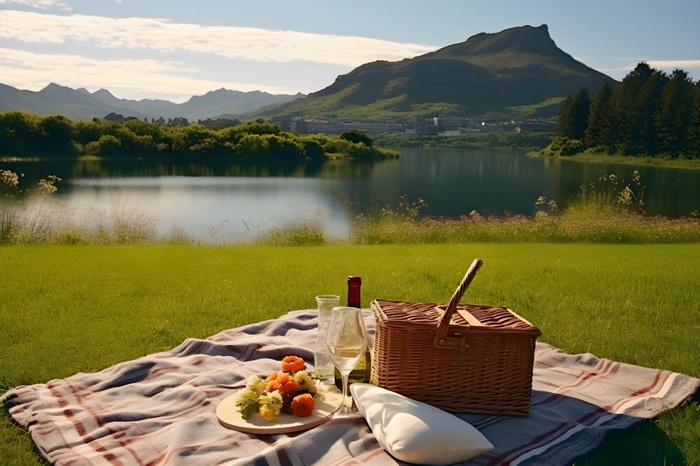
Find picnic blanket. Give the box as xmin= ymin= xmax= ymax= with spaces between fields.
xmin=3 ymin=310 xmax=699 ymax=466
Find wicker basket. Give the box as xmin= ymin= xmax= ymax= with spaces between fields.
xmin=369 ymin=259 xmax=541 ymax=415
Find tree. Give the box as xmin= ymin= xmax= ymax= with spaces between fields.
xmin=655 ymin=69 xmax=694 ymax=156
xmin=688 ymin=82 xmax=700 ymax=156
xmin=104 ymin=112 xmax=127 ymax=122
xmin=0 ymin=111 xmax=39 ymax=154
xmin=241 ymin=119 xmax=281 ymax=136
xmin=38 ymin=115 xmax=75 ymax=155
xmin=556 ymin=88 xmax=590 ymax=141
xmin=609 ymin=63 xmax=667 ymax=154
xmin=584 ymin=82 xmax=613 ymax=150
xmin=635 ymin=68 xmax=667 ymax=154
xmin=340 ymin=130 xmax=373 ymax=147
xmin=96 ymin=134 xmax=121 ymax=156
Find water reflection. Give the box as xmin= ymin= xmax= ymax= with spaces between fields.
xmin=2 ymin=149 xmax=698 ymax=243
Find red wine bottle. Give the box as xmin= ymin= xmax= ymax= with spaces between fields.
xmin=335 ymin=276 xmax=372 ymax=390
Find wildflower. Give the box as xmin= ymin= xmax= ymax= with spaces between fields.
xmin=234 ymin=356 xmax=319 ymax=421
xmin=618 ymin=186 xmax=634 ymax=206
xmin=293 ymin=370 xmax=317 ymax=394
xmin=258 ymin=391 xmax=283 ymax=421
xmin=266 ymin=373 xmax=299 ymax=395
xmin=290 ymin=393 xmax=315 ymax=417
xmin=281 ymin=355 xmax=306 ymax=373
xmin=233 ymin=387 xmax=261 ymax=420
xmin=259 ymin=404 xmax=276 ymax=421
xmin=244 ymin=374 xmax=266 ymax=395
xmin=36 ymin=175 xmax=61 ymax=195
xmin=1 ymin=170 xmax=20 ymax=189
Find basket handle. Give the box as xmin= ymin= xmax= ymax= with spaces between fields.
xmin=433 ymin=258 xmax=482 ymax=349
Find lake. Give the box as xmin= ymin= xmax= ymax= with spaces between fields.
xmin=3 ymin=148 xmax=699 ymax=243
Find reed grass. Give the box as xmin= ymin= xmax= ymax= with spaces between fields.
xmin=254 ymin=218 xmax=328 ymax=246
xmin=2 ymin=194 xmax=699 ymax=246
xmin=3 ymin=169 xmax=699 ymax=246
xmin=1 ymin=243 xmax=699 ymax=465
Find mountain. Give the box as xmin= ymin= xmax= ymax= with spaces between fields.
xmin=177 ymin=89 xmax=305 ymax=121
xmin=1 ymin=24 xmax=616 ymax=123
xmin=251 ymin=24 xmax=617 ymax=121
xmin=0 ymin=84 xmax=304 ymax=121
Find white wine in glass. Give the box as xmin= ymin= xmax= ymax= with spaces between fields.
xmin=325 ymin=306 xmax=367 ymax=415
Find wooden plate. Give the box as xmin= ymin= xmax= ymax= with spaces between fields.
xmin=216 ymin=385 xmax=343 ymax=435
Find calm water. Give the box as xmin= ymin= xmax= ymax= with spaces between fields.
xmin=4 ymin=149 xmax=699 ymax=242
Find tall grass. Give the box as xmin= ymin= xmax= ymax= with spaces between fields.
xmin=352 ymin=170 xmax=700 ymax=245
xmin=2 ymin=168 xmax=699 ymax=245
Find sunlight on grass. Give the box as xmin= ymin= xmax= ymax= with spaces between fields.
xmin=1 ymin=243 xmax=699 ymax=465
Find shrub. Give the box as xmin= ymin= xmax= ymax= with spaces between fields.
xmin=542 ymin=136 xmax=585 ymax=157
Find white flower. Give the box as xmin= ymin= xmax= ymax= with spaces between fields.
xmin=245 ymin=374 xmax=266 ymax=394
xmin=293 ymin=370 xmax=317 ymax=394
xmin=259 ymin=391 xmax=283 ymax=417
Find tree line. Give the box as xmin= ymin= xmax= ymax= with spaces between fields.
xmin=553 ymin=62 xmax=700 ymax=158
xmin=0 ymin=111 xmax=394 ymax=161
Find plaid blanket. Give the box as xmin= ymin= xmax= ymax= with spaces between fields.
xmin=3 ymin=310 xmax=699 ymax=466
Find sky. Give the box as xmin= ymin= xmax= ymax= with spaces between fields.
xmin=1 ymin=0 xmax=698 ymax=103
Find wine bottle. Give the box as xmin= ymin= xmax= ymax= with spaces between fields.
xmin=335 ymin=276 xmax=372 ymax=390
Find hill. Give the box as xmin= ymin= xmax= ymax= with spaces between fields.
xmin=251 ymin=24 xmax=617 ymax=121
xmin=0 ymin=84 xmax=304 ymax=121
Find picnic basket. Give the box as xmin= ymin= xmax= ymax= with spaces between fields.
xmin=369 ymin=259 xmax=541 ymax=415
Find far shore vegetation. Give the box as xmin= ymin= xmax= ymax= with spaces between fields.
xmin=535 ymin=62 xmax=700 ymax=162
xmin=0 ymin=111 xmax=398 ymax=161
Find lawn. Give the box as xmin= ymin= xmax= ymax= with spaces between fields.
xmin=1 ymin=243 xmax=699 ymax=465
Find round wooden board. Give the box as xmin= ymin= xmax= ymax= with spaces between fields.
xmin=216 ymin=385 xmax=343 ymax=435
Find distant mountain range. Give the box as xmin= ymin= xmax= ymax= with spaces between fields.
xmin=253 ymin=24 xmax=618 ymax=121
xmin=1 ymin=24 xmax=617 ymax=123
xmin=0 ymin=83 xmax=304 ymax=121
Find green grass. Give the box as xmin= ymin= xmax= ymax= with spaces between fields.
xmin=530 ymin=148 xmax=700 ymax=170
xmin=353 ymin=211 xmax=700 ymax=244
xmin=1 ymin=243 xmax=699 ymax=465
xmin=566 ymin=152 xmax=700 ymax=170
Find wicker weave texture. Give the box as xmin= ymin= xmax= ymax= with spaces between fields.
xmin=370 ymin=299 xmax=541 ymax=415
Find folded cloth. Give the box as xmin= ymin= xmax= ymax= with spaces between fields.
xmin=3 ymin=310 xmax=700 ymax=466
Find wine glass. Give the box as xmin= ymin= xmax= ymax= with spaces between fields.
xmin=325 ymin=306 xmax=368 ymax=415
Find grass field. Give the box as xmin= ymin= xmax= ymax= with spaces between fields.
xmin=1 ymin=242 xmax=699 ymax=465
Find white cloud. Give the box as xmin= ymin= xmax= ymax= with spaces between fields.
xmin=0 ymin=48 xmax=300 ymax=102
xmin=595 ymin=58 xmax=700 ymax=82
xmin=0 ymin=10 xmax=436 ymax=67
xmin=647 ymin=59 xmax=700 ymax=70
xmin=0 ymin=0 xmax=70 ymax=10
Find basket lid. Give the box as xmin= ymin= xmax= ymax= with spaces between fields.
xmin=372 ymin=299 xmax=541 ymax=335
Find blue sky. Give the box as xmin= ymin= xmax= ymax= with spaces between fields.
xmin=1 ymin=0 xmax=698 ymax=103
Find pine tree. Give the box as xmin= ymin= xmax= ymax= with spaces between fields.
xmin=584 ymin=82 xmax=613 ymax=150
xmin=609 ymin=63 xmax=666 ymax=155
xmin=556 ymin=88 xmax=590 ymax=140
xmin=687 ymin=82 xmax=700 ymax=157
xmin=655 ymin=69 xmax=694 ymax=156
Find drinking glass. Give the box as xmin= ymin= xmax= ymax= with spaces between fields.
xmin=314 ymin=295 xmax=340 ymax=384
xmin=325 ymin=306 xmax=368 ymax=415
